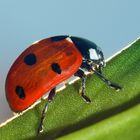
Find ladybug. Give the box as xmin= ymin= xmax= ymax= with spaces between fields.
xmin=5 ymin=35 xmax=122 ymax=134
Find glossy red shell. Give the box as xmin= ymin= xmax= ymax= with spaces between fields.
xmin=5 ymin=37 xmax=82 ymax=112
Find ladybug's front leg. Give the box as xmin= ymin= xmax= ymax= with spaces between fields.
xmin=74 ymin=69 xmax=91 ymax=103
xmin=97 ymin=64 xmax=103 ymax=74
xmin=92 ymin=68 xmax=122 ymax=91
xmin=37 ymin=87 xmax=56 ymax=134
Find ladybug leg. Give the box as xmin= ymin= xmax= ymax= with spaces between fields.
xmin=92 ymin=68 xmax=122 ymax=91
xmin=97 ymin=65 xmax=102 ymax=74
xmin=37 ymin=87 xmax=56 ymax=134
xmin=74 ymin=69 xmax=91 ymax=103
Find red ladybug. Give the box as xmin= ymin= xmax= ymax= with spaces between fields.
xmin=5 ymin=35 xmax=121 ymax=134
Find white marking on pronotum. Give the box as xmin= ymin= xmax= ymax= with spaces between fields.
xmin=0 ymin=36 xmax=140 ymax=128
xmin=89 ymin=48 xmax=99 ymax=60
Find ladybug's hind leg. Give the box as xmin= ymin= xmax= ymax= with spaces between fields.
xmin=74 ymin=69 xmax=91 ymax=103
xmin=37 ymin=87 xmax=56 ymax=134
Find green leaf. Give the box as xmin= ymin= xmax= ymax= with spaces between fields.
xmin=0 ymin=38 xmax=140 ymax=140
xmin=58 ymin=104 xmax=140 ymax=140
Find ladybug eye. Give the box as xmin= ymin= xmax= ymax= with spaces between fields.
xmin=15 ymin=86 xmax=25 ymax=99
xmin=24 ymin=53 xmax=37 ymax=65
xmin=51 ymin=63 xmax=62 ymax=74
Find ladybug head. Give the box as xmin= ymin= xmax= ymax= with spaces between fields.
xmin=70 ymin=36 xmax=106 ymax=68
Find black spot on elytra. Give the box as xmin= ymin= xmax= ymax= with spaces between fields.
xmin=15 ymin=86 xmax=25 ymax=99
xmin=24 ymin=53 xmax=37 ymax=65
xmin=51 ymin=63 xmax=61 ymax=74
xmin=51 ymin=35 xmax=69 ymax=41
